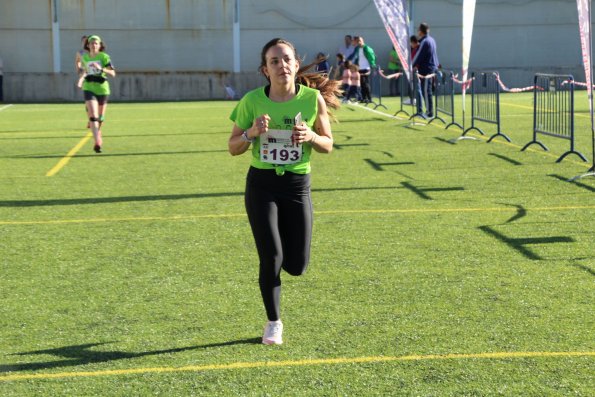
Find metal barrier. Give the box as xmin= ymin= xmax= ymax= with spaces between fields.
xmin=522 ymin=74 xmax=587 ymax=162
xmin=428 ymin=70 xmax=463 ymax=130
xmin=462 ymin=71 xmax=511 ymax=142
xmin=394 ymin=74 xmax=413 ymax=117
xmin=366 ymin=69 xmax=387 ymax=110
xmin=409 ymin=72 xmax=433 ymax=121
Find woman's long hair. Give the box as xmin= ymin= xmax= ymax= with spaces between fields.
xmin=259 ymin=38 xmax=341 ymax=116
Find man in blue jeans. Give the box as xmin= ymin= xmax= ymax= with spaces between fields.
xmin=412 ymin=23 xmax=440 ymax=117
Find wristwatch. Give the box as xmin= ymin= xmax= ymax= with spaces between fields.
xmin=241 ymin=130 xmax=254 ymax=143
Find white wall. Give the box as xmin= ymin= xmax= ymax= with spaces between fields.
xmin=0 ymin=0 xmax=590 ymax=101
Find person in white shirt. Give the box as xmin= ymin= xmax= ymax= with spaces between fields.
xmin=338 ymin=34 xmax=355 ymax=59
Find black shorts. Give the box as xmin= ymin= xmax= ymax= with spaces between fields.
xmin=83 ymin=91 xmax=108 ymax=105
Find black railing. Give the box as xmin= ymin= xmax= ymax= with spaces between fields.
xmin=522 ymin=74 xmax=587 ymax=162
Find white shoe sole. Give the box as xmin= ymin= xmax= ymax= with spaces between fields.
xmin=262 ymin=338 xmax=283 ymax=345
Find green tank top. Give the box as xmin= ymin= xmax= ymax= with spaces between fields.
xmin=81 ymin=52 xmax=112 ymax=95
xmin=230 ymin=84 xmax=319 ymax=175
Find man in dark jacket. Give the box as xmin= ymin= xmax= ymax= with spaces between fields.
xmin=412 ymin=23 xmax=439 ymax=117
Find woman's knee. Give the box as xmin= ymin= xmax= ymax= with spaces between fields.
xmin=282 ymin=257 xmax=309 ymax=276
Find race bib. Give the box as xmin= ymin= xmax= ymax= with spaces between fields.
xmin=260 ymin=129 xmax=302 ymax=165
xmin=87 ymin=61 xmax=103 ymax=75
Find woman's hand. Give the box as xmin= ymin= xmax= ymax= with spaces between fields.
xmin=292 ymin=123 xmax=316 ymax=145
xmin=248 ymin=114 xmax=270 ymax=140
xmin=228 ymin=114 xmax=270 ymax=156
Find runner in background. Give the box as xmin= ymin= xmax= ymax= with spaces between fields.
xmin=228 ymin=38 xmax=340 ymax=345
xmin=78 ymin=35 xmax=115 ymax=153
xmin=75 ymin=35 xmax=89 ymax=128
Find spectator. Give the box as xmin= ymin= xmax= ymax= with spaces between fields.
xmin=333 ymin=53 xmax=345 ymax=80
xmin=387 ymin=46 xmax=400 ymax=96
xmin=348 ymin=36 xmax=376 ymax=103
xmin=412 ymin=23 xmax=440 ymax=117
xmin=344 ymin=62 xmax=362 ymax=103
xmin=340 ymin=60 xmax=352 ymax=95
xmin=403 ymin=35 xmax=420 ymax=105
xmin=315 ymin=52 xmax=330 ymax=74
xmin=410 ymin=35 xmax=419 ymax=60
xmin=338 ymin=34 xmax=355 ymax=59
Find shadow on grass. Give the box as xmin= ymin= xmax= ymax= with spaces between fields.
xmin=337 ymin=117 xmax=387 ymax=123
xmin=401 ymin=181 xmax=464 ymax=200
xmin=364 ymin=158 xmax=415 ymax=171
xmin=548 ymin=174 xmax=595 ymax=192
xmin=478 ymin=225 xmax=574 ymax=260
xmin=0 ymin=339 xmax=261 ymax=373
xmin=333 ymin=143 xmax=370 ymax=150
xmin=488 ymin=153 xmax=523 ymax=166
xmin=433 ymin=137 xmax=456 ymax=145
xmin=0 ymin=186 xmax=405 ymax=208
xmin=0 ymin=131 xmax=227 ymax=141
xmin=499 ymin=203 xmax=527 ymax=224
xmin=571 ymin=260 xmax=595 ymax=277
xmin=10 ymin=149 xmax=228 ymax=159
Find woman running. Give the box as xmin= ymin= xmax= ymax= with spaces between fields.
xmin=78 ymin=35 xmax=115 ymax=153
xmin=228 ymin=38 xmax=340 ymax=345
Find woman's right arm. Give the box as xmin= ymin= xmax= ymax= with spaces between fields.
xmin=228 ymin=124 xmax=253 ymax=156
xmin=228 ymin=114 xmax=270 ymax=156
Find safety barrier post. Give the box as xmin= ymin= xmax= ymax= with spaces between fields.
xmin=394 ymin=74 xmax=412 ymax=117
xmin=462 ymin=71 xmax=511 ymax=142
xmin=366 ymin=68 xmax=387 ymax=110
xmin=429 ymin=70 xmax=463 ymax=130
xmin=409 ymin=72 xmax=432 ymax=121
xmin=522 ymin=74 xmax=588 ymax=163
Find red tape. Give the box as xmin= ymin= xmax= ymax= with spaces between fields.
xmin=563 ymin=80 xmax=595 ymax=88
xmin=378 ymin=69 xmax=402 ymax=80
xmin=452 ymin=74 xmax=474 ymax=90
xmin=495 ymin=74 xmax=542 ymax=92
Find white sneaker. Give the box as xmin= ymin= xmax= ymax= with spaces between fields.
xmin=262 ymin=320 xmax=283 ymax=345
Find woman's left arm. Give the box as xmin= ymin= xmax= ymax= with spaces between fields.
xmin=103 ymin=65 xmax=116 ymax=78
xmin=297 ymin=93 xmax=333 ymax=153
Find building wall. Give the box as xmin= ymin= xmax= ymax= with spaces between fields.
xmin=0 ymin=0 xmax=589 ymax=102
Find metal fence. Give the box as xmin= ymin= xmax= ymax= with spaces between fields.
xmin=394 ymin=74 xmax=413 ymax=117
xmin=409 ymin=72 xmax=433 ymax=121
xmin=428 ymin=70 xmax=462 ymax=130
xmin=462 ymin=71 xmax=511 ymax=142
xmin=367 ymin=69 xmax=387 ymax=110
xmin=522 ymin=74 xmax=587 ymax=162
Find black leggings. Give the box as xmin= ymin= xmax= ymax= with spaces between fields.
xmin=245 ymin=167 xmax=313 ymax=321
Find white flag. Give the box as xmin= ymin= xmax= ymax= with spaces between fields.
xmin=462 ymin=0 xmax=476 ymax=110
xmin=577 ymin=0 xmax=592 ymax=112
xmin=373 ymin=0 xmax=411 ymax=80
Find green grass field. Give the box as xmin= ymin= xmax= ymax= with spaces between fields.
xmin=0 ymin=93 xmax=593 ymax=396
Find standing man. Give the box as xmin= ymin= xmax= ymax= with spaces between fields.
xmin=348 ymin=36 xmax=377 ymax=103
xmin=412 ymin=22 xmax=440 ymax=117
xmin=338 ymin=34 xmax=355 ymax=59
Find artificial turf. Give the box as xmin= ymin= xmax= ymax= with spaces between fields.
xmin=0 ymin=93 xmax=593 ymax=396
